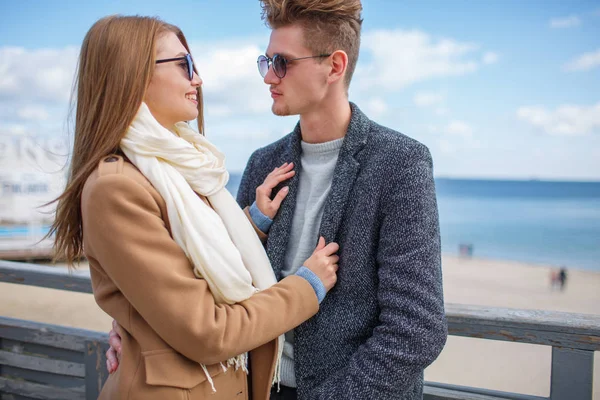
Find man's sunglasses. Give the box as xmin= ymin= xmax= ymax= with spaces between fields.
xmin=155 ymin=53 xmax=195 ymax=81
xmin=257 ymin=53 xmax=331 ymax=79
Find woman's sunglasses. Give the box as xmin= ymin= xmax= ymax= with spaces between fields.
xmin=155 ymin=53 xmax=195 ymax=81
xmin=257 ymin=53 xmax=331 ymax=79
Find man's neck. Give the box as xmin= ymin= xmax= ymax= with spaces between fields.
xmin=299 ymin=98 xmax=352 ymax=144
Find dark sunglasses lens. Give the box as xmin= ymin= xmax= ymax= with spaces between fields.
xmin=186 ymin=55 xmax=194 ymax=80
xmin=257 ymin=55 xmax=269 ymax=77
xmin=273 ymin=55 xmax=286 ymax=78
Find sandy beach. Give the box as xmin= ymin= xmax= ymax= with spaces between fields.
xmin=1 ymin=254 xmax=599 ymax=397
xmin=427 ymin=255 xmax=600 ymax=398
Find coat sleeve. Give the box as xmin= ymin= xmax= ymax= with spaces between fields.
xmin=82 ymin=173 xmax=318 ymax=366
xmin=311 ymin=146 xmax=447 ymax=398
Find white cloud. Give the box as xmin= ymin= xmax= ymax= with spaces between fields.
xmin=517 ymin=103 xmax=600 ymax=136
xmin=446 ymin=120 xmax=473 ymax=137
xmin=17 ymin=105 xmax=50 ymax=121
xmin=414 ymin=92 xmax=445 ymax=107
xmin=426 ymin=124 xmax=440 ymax=134
xmin=0 ymin=124 xmax=29 ymax=136
xmin=0 ymin=46 xmax=78 ymax=103
xmin=363 ymin=97 xmax=389 ymax=117
xmin=0 ymin=32 xmax=491 ymax=148
xmin=357 ymin=29 xmax=484 ymax=91
xmin=0 ymin=46 xmax=77 ymax=140
xmin=437 ymin=138 xmax=456 ymax=154
xmin=435 ymin=107 xmax=448 ymax=116
xmin=549 ymin=15 xmax=581 ymax=28
xmin=413 ymin=91 xmax=449 ymax=117
xmin=191 ymin=39 xmax=272 ymax=118
xmin=482 ymin=52 xmax=499 ymax=65
xmin=563 ymin=48 xmax=600 ymax=71
xmin=424 ymin=120 xmax=474 ymax=138
xmin=435 ymin=132 xmax=481 ymax=155
xmin=205 ymin=104 xmax=235 ymax=118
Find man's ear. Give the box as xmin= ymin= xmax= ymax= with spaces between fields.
xmin=327 ymin=50 xmax=348 ymax=85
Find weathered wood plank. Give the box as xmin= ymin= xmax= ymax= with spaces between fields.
xmin=424 ymin=382 xmax=547 ymax=400
xmin=2 ymin=365 xmax=84 ymax=390
xmin=446 ymin=304 xmax=600 ymax=337
xmin=448 ymin=322 xmax=600 ymax=351
xmin=0 ymin=261 xmax=91 ymax=294
xmin=0 ymin=377 xmax=83 ymax=400
xmin=0 ymin=350 xmax=84 ymax=378
xmin=550 ymin=347 xmax=593 ymax=400
xmin=2 ymin=339 xmax=83 ymax=364
xmin=1 ymin=393 xmax=38 ymax=400
xmin=84 ymin=341 xmax=109 ymax=400
xmin=0 ymin=317 xmax=108 ymax=352
xmin=446 ymin=304 xmax=600 ymax=350
xmin=424 ymin=386 xmax=499 ymax=400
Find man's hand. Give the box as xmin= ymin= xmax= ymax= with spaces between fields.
xmin=106 ymin=319 xmax=123 ymax=374
xmin=255 ymin=162 xmax=295 ymax=219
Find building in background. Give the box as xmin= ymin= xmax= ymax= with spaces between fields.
xmin=0 ymin=134 xmax=67 ymax=224
xmin=0 ymin=134 xmax=67 ymax=259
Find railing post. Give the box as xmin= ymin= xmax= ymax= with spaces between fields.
xmin=84 ymin=340 xmax=110 ymax=400
xmin=550 ymin=347 xmax=593 ymax=400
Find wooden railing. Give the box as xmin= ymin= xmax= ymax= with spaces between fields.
xmin=0 ymin=261 xmax=108 ymax=400
xmin=1 ymin=260 xmax=598 ymax=400
xmin=423 ymin=305 xmax=599 ymax=399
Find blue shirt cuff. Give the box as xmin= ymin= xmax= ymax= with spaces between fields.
xmin=249 ymin=201 xmax=273 ymax=233
xmin=295 ymin=266 xmax=326 ymax=304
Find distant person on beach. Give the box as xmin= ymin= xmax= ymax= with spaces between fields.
xmin=550 ymin=267 xmax=568 ymax=291
xmin=559 ymin=267 xmax=568 ymax=291
xmin=48 ymin=15 xmax=340 ymax=400
xmin=106 ymin=1 xmax=447 ymax=398
xmin=459 ymin=243 xmax=474 ymax=258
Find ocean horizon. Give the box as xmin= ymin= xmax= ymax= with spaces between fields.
xmin=2 ymin=176 xmax=598 ymax=273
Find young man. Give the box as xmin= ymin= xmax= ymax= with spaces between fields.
xmin=237 ymin=1 xmax=447 ymax=399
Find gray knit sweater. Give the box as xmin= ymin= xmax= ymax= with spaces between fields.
xmin=280 ymin=138 xmax=343 ymax=387
xmin=237 ymin=103 xmax=447 ymax=399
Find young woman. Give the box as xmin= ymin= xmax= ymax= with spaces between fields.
xmin=49 ymin=15 xmax=338 ymax=400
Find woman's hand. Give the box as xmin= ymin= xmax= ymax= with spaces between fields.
xmin=304 ymin=237 xmax=340 ymax=292
xmin=106 ymin=319 xmax=123 ymax=374
xmin=255 ymin=162 xmax=295 ymax=219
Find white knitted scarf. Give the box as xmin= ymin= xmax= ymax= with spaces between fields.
xmin=120 ymin=102 xmax=284 ymax=391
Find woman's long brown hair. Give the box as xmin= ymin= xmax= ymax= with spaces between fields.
xmin=48 ymin=15 xmax=204 ymax=266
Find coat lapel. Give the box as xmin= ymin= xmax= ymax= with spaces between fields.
xmin=319 ymin=103 xmax=369 ymax=243
xmin=266 ymin=127 xmax=302 ymax=278
xmin=266 ymin=104 xmax=369 ymax=276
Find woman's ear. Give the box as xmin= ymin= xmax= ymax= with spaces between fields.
xmin=328 ymin=50 xmax=348 ymax=85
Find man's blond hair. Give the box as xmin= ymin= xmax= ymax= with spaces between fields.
xmin=260 ymin=0 xmax=363 ymax=88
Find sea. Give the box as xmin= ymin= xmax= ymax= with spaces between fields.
xmin=2 ymin=176 xmax=599 ymax=272
xmin=227 ymin=175 xmax=600 ymax=272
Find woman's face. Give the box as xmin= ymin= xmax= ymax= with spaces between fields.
xmin=144 ymin=31 xmax=202 ymax=129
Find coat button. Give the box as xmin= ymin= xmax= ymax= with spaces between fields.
xmin=104 ymin=156 xmax=118 ymax=162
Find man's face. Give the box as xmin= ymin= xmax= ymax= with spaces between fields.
xmin=263 ymin=24 xmax=330 ymax=116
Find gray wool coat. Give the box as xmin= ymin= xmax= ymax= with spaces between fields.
xmin=237 ymin=103 xmax=447 ymax=399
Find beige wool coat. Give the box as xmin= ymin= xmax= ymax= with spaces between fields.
xmin=81 ymin=155 xmax=319 ymax=400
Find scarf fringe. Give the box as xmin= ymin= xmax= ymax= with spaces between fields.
xmin=203 ymin=354 xmax=250 ymax=393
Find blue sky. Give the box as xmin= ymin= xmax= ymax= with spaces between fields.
xmin=1 ymin=0 xmax=599 ymax=180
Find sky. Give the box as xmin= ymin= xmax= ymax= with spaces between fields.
xmin=1 ymin=0 xmax=599 ymax=180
